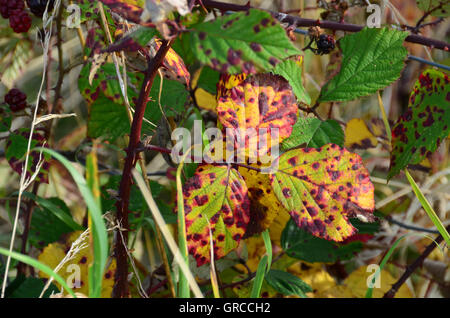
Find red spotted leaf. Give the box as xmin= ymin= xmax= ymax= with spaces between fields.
xmin=5 ymin=129 xmax=51 ymax=183
xmin=150 ymin=38 xmax=190 ymax=86
xmin=216 ymin=73 xmax=297 ymax=161
xmin=389 ymin=69 xmax=450 ymax=179
xmin=190 ymin=9 xmax=301 ymax=74
xmin=183 ymin=164 xmax=250 ymax=266
xmin=99 ymin=0 xmax=143 ymax=24
xmin=270 ymin=144 xmax=375 ymax=242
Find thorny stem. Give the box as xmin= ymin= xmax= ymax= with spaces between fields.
xmin=383 ymin=225 xmax=450 ymax=298
xmin=200 ymin=0 xmax=450 ymax=51
xmin=113 ymin=40 xmax=172 ymax=298
xmin=17 ymin=182 xmax=40 ymax=276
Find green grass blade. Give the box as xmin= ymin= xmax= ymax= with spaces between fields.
xmin=0 ymin=247 xmax=76 ymax=298
xmin=365 ymin=233 xmax=443 ymax=298
xmin=132 ymin=169 xmax=204 ymax=298
xmin=250 ymin=255 xmax=268 ymax=298
xmin=262 ymin=229 xmax=272 ymax=274
xmin=176 ymin=151 xmax=191 ymax=298
xmin=36 ymin=148 xmax=108 ymax=298
xmin=405 ymin=169 xmax=450 ymax=247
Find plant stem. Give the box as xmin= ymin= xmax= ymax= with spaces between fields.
xmin=17 ymin=182 xmax=40 ymax=276
xmin=383 ymin=225 xmax=449 ymax=298
xmin=200 ymin=0 xmax=450 ymax=51
xmin=113 ymin=40 xmax=172 ymax=298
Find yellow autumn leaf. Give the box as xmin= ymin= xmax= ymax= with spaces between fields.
xmin=287 ymin=262 xmax=336 ymax=298
xmin=345 ymin=118 xmax=378 ymax=150
xmin=38 ymin=231 xmax=116 ymax=298
xmin=195 ymin=88 xmax=217 ymax=112
xmin=318 ymin=265 xmax=413 ymax=298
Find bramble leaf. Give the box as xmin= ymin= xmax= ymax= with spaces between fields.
xmin=416 ymin=0 xmax=450 ymax=17
xmin=150 ymin=38 xmax=191 ymax=86
xmin=99 ymin=0 xmax=143 ymax=24
xmin=38 ymin=231 xmax=116 ymax=297
xmin=265 ymin=269 xmax=312 ymax=297
xmin=281 ymin=118 xmax=344 ymax=151
xmin=217 ymin=73 xmax=298 ymax=160
xmin=104 ymin=26 xmax=158 ymax=53
xmin=238 ymin=165 xmax=288 ymax=237
xmin=0 ymin=105 xmax=12 ymax=133
xmin=270 ymin=144 xmax=375 ymax=241
xmin=389 ymin=69 xmax=450 ymax=179
xmin=88 ymin=95 xmax=130 ymax=141
xmin=272 ymin=57 xmax=311 ymax=105
xmin=345 ymin=118 xmax=379 ymax=150
xmin=281 ymin=219 xmax=363 ymax=263
xmin=5 ymin=129 xmax=50 ymax=183
xmin=189 ymin=9 xmax=301 ymax=74
xmin=184 ymin=165 xmax=250 ymax=266
xmin=318 ymin=27 xmax=408 ymax=102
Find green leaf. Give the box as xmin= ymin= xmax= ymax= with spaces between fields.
xmin=189 ymin=9 xmax=301 ymax=74
xmin=144 ymin=75 xmax=189 ymax=127
xmin=271 ymin=144 xmax=375 ymax=242
xmin=265 ymin=269 xmax=312 ymax=297
xmin=196 ymin=66 xmax=220 ymax=94
xmin=23 ymin=195 xmax=82 ymax=248
xmin=389 ymin=69 xmax=450 ymax=179
xmin=0 ymin=105 xmax=12 ymax=133
xmin=7 ymin=276 xmax=59 ymax=298
xmin=318 ymin=27 xmax=408 ymax=102
xmin=281 ymin=118 xmax=344 ymax=150
xmin=281 ymin=219 xmax=363 ymax=263
xmin=273 ymin=59 xmax=311 ymax=104
xmin=5 ymin=129 xmax=50 ymax=183
xmin=106 ymin=26 xmax=158 ymax=52
xmin=417 ymin=0 xmax=450 ymax=17
xmin=250 ymin=255 xmax=268 ymax=298
xmin=88 ymin=95 xmax=130 ymax=141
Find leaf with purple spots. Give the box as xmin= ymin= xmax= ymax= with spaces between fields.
xmin=272 ymin=57 xmax=311 ymax=105
xmin=388 ymin=69 xmax=450 ymax=179
xmin=150 ymin=38 xmax=191 ymax=87
xmin=184 ymin=165 xmax=250 ymax=266
xmin=238 ymin=164 xmax=289 ymax=238
xmin=99 ymin=0 xmax=144 ymax=24
xmin=270 ymin=144 xmax=375 ymax=242
xmin=416 ymin=1 xmax=450 ymax=17
xmin=217 ymin=73 xmax=298 ymax=161
xmin=5 ymin=129 xmax=51 ymax=184
xmin=189 ymin=9 xmax=301 ymax=74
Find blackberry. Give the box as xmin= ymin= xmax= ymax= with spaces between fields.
xmin=0 ymin=0 xmax=25 ymax=19
xmin=26 ymin=0 xmax=55 ymax=17
xmin=316 ymin=34 xmax=336 ymax=55
xmin=4 ymin=88 xmax=27 ymax=112
xmin=9 ymin=9 xmax=32 ymax=33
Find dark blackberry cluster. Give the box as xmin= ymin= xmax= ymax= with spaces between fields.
xmin=0 ymin=0 xmax=31 ymax=33
xmin=315 ymin=34 xmax=336 ymax=55
xmin=4 ymin=89 xmax=28 ymax=112
xmin=26 ymin=0 xmax=55 ymax=17
xmin=0 ymin=0 xmax=24 ymax=19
